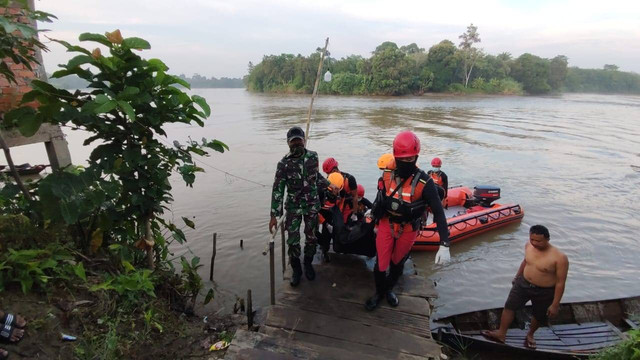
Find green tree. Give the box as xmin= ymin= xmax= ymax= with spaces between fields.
xmin=426 ymin=40 xmax=459 ymax=92
xmin=5 ymin=30 xmax=227 ymax=267
xmin=369 ymin=43 xmax=412 ymax=95
xmin=603 ymin=64 xmax=619 ymax=71
xmin=511 ymin=53 xmax=551 ymax=94
xmin=548 ymin=55 xmax=568 ymax=91
xmin=373 ymin=41 xmax=399 ymax=55
xmin=475 ymin=53 xmax=511 ymax=80
xmin=458 ymin=23 xmax=482 ymax=88
xmin=400 ymin=43 xmax=424 ymax=55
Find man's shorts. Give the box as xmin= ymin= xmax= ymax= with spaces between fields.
xmin=505 ymin=276 xmax=555 ymax=325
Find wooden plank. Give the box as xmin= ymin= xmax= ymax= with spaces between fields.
xmin=550 ymin=322 xmax=608 ymax=331
xmin=277 ymin=292 xmax=431 ymax=338
xmin=264 ymin=305 xmax=441 ymax=357
xmin=262 ymin=326 xmax=436 ymax=360
xmin=282 ymin=264 xmax=436 ymax=299
xmin=227 ymin=329 xmax=385 ymax=360
xmin=623 ymin=318 xmax=639 ymax=329
xmin=226 ymin=346 xmax=298 ymax=359
xmin=469 ymin=333 xmax=619 ymax=352
xmin=279 ymin=275 xmax=432 ymax=317
xmin=565 ymin=339 xmax=622 ymax=351
xmin=1 ymin=124 xmax=64 ymax=148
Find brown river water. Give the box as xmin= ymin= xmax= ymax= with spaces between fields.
xmin=8 ymin=89 xmax=640 ymax=321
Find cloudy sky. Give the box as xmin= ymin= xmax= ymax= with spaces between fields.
xmin=38 ymin=0 xmax=640 ymax=78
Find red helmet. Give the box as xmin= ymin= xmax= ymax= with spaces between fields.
xmin=322 ymin=158 xmax=338 ymax=174
xmin=357 ymin=184 xmax=365 ymax=198
xmin=393 ymin=131 xmax=421 ymax=158
xmin=431 ymin=157 xmax=442 ymax=167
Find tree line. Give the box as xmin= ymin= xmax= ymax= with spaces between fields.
xmin=48 ymin=72 xmax=245 ymax=89
xmin=246 ymin=25 xmax=640 ymax=96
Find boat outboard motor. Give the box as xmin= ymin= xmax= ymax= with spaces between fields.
xmin=473 ymin=185 xmax=501 ymax=207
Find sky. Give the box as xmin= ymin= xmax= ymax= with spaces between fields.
xmin=37 ymin=0 xmax=640 ymax=78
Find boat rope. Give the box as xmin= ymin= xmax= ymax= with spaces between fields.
xmin=154 ymin=135 xmax=269 ymax=188
xmin=419 ymin=205 xmax=521 ymax=239
xmin=59 ymin=124 xmax=269 ymax=188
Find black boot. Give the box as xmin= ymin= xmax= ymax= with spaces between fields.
xmin=290 ymin=257 xmax=302 ymax=287
xmin=304 ymin=256 xmax=316 ymax=281
xmin=386 ymin=261 xmax=404 ymax=307
xmin=365 ymin=267 xmax=387 ymax=311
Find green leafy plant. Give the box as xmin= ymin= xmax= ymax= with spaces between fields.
xmin=0 ymin=244 xmax=85 ymax=293
xmin=4 ymin=30 xmax=227 ymax=266
xmin=89 ymin=267 xmax=156 ymax=302
xmin=0 ymin=0 xmax=56 ymax=84
xmin=590 ymin=329 xmax=640 ymax=360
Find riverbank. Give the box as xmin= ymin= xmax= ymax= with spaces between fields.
xmin=0 ymin=289 xmax=240 ymax=359
xmin=0 ymin=215 xmax=243 ymax=359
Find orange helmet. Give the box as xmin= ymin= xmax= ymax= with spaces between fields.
xmin=328 ymin=172 xmax=344 ymax=190
xmin=377 ymin=153 xmax=396 ymax=170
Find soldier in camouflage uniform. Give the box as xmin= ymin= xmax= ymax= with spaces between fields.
xmin=269 ymin=126 xmax=328 ymax=287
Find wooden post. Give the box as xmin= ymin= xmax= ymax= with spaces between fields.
xmin=280 ymin=224 xmax=286 ymax=276
xmin=246 ymin=289 xmax=253 ymax=329
xmin=0 ymin=135 xmax=32 ymax=201
xmin=304 ymin=37 xmax=329 ymax=143
xmin=269 ymin=241 xmax=275 ymax=305
xmin=209 ymin=233 xmax=217 ymax=281
xmin=145 ymin=215 xmax=154 ymax=269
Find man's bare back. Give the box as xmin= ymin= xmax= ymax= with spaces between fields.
xmin=523 ymin=236 xmax=567 ymax=288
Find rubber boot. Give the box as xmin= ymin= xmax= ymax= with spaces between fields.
xmin=386 ymin=261 xmax=404 ymax=307
xmin=290 ymin=257 xmax=302 ymax=287
xmin=304 ymin=256 xmax=316 ymax=281
xmin=365 ymin=267 xmax=387 ymax=311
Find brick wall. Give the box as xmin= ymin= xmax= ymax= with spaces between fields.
xmin=0 ymin=1 xmax=43 ymax=114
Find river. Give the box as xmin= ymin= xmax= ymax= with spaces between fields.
xmin=8 ymin=89 xmax=640 ymax=321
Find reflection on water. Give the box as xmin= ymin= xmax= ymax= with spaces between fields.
xmin=6 ymin=90 xmax=640 ymax=317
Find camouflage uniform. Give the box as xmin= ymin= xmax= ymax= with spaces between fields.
xmin=271 ymin=149 xmax=328 ymax=258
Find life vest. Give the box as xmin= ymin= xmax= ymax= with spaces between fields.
xmin=381 ymin=169 xmax=428 ymax=223
xmin=430 ymin=171 xmax=443 ymax=187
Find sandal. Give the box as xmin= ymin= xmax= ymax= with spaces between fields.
xmin=0 ymin=313 xmax=26 ymax=329
xmin=0 ymin=324 xmax=23 ymax=344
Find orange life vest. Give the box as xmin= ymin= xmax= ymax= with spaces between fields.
xmin=430 ymin=171 xmax=443 ymax=187
xmin=381 ymin=169 xmax=428 ymax=223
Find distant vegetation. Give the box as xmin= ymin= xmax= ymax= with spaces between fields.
xmin=47 ymin=73 xmax=244 ymax=89
xmin=246 ymin=24 xmax=640 ymax=96
xmin=177 ymin=74 xmax=244 ymax=88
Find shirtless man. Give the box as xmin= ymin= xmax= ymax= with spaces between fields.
xmin=482 ymin=225 xmax=569 ymax=349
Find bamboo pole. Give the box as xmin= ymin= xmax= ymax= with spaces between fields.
xmin=209 ymin=233 xmax=217 ymax=281
xmin=304 ymin=37 xmax=329 ymax=143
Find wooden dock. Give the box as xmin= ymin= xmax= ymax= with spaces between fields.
xmin=226 ymin=253 xmax=443 ymax=359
